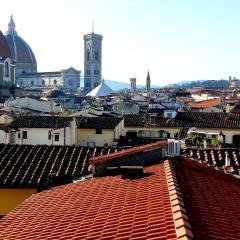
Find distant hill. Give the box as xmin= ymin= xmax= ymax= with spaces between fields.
xmin=167 ymin=80 xmax=230 ymax=89
xmin=105 ymin=80 xmax=131 ymax=91
xmin=80 ymin=78 xmax=146 ymax=91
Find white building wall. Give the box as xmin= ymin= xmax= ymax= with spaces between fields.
xmin=14 ymin=127 xmax=73 ymax=145
xmin=4 ymin=97 xmax=62 ymax=113
xmin=0 ymin=130 xmax=7 ymax=144
xmin=77 ymin=129 xmax=114 ymax=147
xmin=14 ymin=128 xmax=51 ymax=145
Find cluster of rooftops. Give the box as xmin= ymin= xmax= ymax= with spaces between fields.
xmin=1 ymin=139 xmax=240 ymax=239
xmin=5 ymin=111 xmax=240 ymax=130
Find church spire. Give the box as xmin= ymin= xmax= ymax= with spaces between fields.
xmin=146 ymin=70 xmax=151 ymax=92
xmin=6 ymin=15 xmax=17 ymax=35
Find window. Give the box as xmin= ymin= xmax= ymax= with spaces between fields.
xmin=95 ymin=52 xmax=99 ymax=61
xmin=31 ymin=80 xmax=34 ymax=86
xmin=86 ymin=69 xmax=91 ymax=75
xmin=18 ymin=133 xmax=20 ymax=139
xmin=42 ymin=80 xmax=45 ymax=86
xmin=54 ymin=134 xmax=60 ymax=142
xmin=94 ymin=70 xmax=99 ymax=75
xmin=54 ymin=79 xmax=57 ymax=85
xmin=96 ymin=128 xmax=102 ymax=134
xmin=48 ymin=132 xmax=51 ymax=140
xmin=87 ymin=50 xmax=90 ymax=61
xmin=166 ymin=112 xmax=172 ymax=118
xmin=4 ymin=61 xmax=9 ymax=77
xmin=22 ymin=131 xmax=27 ymax=139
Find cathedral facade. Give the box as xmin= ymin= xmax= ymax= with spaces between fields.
xmin=0 ymin=16 xmax=81 ymax=95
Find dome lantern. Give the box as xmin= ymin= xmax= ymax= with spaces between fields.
xmin=6 ymin=15 xmax=17 ymax=35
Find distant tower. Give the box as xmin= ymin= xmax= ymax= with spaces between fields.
xmin=146 ymin=70 xmax=151 ymax=92
xmin=130 ymin=77 xmax=136 ymax=92
xmin=229 ymin=76 xmax=238 ymax=89
xmin=83 ymin=27 xmax=103 ymax=94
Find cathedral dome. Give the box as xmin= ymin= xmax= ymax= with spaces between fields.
xmin=5 ymin=16 xmax=37 ymax=76
xmin=0 ymin=31 xmax=11 ymax=58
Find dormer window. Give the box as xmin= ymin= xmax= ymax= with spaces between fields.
xmin=4 ymin=61 xmax=9 ymax=78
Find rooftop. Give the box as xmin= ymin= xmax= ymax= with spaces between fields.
xmin=124 ymin=112 xmax=240 ymax=129
xmin=10 ymin=116 xmax=72 ymax=129
xmin=0 ymin=144 xmax=121 ymax=188
xmin=76 ymin=116 xmax=123 ymax=129
xmin=189 ymin=98 xmax=221 ymax=109
xmin=1 ymin=141 xmax=240 ymax=239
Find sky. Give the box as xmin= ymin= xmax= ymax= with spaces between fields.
xmin=1 ymin=0 xmax=240 ymax=86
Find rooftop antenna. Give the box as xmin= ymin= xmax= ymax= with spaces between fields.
xmin=92 ymin=20 xmax=94 ymax=33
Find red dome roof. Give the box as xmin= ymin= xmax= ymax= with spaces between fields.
xmin=0 ymin=30 xmax=11 ymax=58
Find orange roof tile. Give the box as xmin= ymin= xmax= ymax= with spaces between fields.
xmin=2 ymin=153 xmax=240 ymax=239
xmin=89 ymin=140 xmax=166 ymax=165
xmin=0 ymin=164 xmax=177 ymax=240
xmin=190 ymin=98 xmax=221 ymax=109
xmin=174 ymin=157 xmax=240 ymax=240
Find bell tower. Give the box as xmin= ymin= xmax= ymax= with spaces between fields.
xmin=146 ymin=70 xmax=151 ymax=92
xmin=83 ymin=29 xmax=103 ymax=94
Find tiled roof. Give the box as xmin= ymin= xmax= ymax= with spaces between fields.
xmin=0 ymin=31 xmax=11 ymax=58
xmin=190 ymin=98 xmax=221 ymax=109
xmin=0 ymin=164 xmax=178 ymax=240
xmin=124 ymin=114 xmax=170 ymax=127
xmin=184 ymin=148 xmax=240 ymax=174
xmin=174 ymin=157 xmax=240 ymax=239
xmin=192 ymin=89 xmax=223 ymax=96
xmin=90 ymin=141 xmax=166 ymax=165
xmin=2 ymin=141 xmax=240 ymax=240
xmin=77 ymin=116 xmax=123 ymax=129
xmin=0 ymin=144 xmax=120 ymax=188
xmin=10 ymin=116 xmax=72 ymax=129
xmin=124 ymin=112 xmax=240 ymax=129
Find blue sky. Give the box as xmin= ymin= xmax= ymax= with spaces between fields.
xmin=1 ymin=0 xmax=240 ymax=86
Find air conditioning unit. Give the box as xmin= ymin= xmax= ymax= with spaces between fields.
xmin=168 ymin=139 xmax=181 ymax=157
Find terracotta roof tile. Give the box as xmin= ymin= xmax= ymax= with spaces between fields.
xmin=174 ymin=157 xmax=240 ymax=240
xmin=124 ymin=112 xmax=240 ymax=129
xmin=0 ymin=164 xmax=177 ymax=240
xmin=76 ymin=116 xmax=123 ymax=129
xmin=89 ymin=140 xmax=166 ymax=165
xmin=190 ymin=98 xmax=221 ymax=109
xmin=0 ymin=144 xmax=121 ymax=188
xmin=2 ymin=144 xmax=240 ymax=239
xmin=0 ymin=31 xmax=11 ymax=58
xmin=10 ymin=115 xmax=72 ymax=129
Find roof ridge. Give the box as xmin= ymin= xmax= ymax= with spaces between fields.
xmin=164 ymin=159 xmax=194 ymax=240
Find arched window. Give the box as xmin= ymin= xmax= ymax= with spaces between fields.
xmin=4 ymin=61 xmax=9 ymax=78
xmin=54 ymin=79 xmax=57 ymax=85
xmin=87 ymin=50 xmax=90 ymax=61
